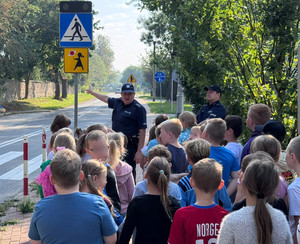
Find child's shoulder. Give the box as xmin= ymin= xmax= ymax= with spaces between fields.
xmin=288 ymin=177 xmax=300 ymax=190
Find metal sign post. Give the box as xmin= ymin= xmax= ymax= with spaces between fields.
xmin=155 ymin=71 xmax=166 ymax=111
xmin=74 ymin=73 xmax=79 ymax=131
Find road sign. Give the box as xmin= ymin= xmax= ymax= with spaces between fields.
xmin=60 ymin=13 xmax=92 ymax=47
xmin=64 ymin=48 xmax=88 ymax=73
xmin=127 ymin=74 xmax=136 ymax=86
xmin=155 ymin=71 xmax=165 ymax=83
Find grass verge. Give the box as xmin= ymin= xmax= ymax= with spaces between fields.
xmin=0 ymin=199 xmax=20 ymax=217
xmin=147 ymin=101 xmax=192 ymax=114
xmin=2 ymin=93 xmax=95 ymax=112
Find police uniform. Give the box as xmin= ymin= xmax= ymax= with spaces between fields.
xmin=196 ymin=100 xmax=226 ymax=124
xmin=108 ymin=97 xmax=147 ymax=179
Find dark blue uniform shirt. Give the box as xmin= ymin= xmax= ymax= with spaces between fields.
xmin=108 ymin=98 xmax=147 ymax=137
xmin=196 ymin=100 xmax=226 ymax=124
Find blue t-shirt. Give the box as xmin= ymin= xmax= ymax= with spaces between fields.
xmin=29 ymin=192 xmax=118 ymax=244
xmin=145 ymin=139 xmax=159 ymax=157
xmin=168 ymin=144 xmax=188 ymax=173
xmin=108 ymin=98 xmax=147 ymax=137
xmin=132 ymin=179 xmax=182 ymax=201
xmin=178 ymin=128 xmax=191 ymax=144
xmin=209 ymin=146 xmax=240 ymax=187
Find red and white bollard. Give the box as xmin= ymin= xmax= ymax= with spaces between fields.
xmin=42 ymin=127 xmax=46 ymax=162
xmin=23 ymin=136 xmax=29 ymax=203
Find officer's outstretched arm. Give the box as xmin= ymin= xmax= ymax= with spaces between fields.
xmin=86 ymin=85 xmax=109 ymax=103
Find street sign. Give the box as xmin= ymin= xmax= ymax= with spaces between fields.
xmin=64 ymin=48 xmax=88 ymax=73
xmin=127 ymin=74 xmax=136 ymax=86
xmin=60 ymin=13 xmax=92 ymax=47
xmin=155 ymin=71 xmax=165 ymax=83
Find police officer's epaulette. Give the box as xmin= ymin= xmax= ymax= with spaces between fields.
xmin=134 ymin=101 xmax=141 ymax=108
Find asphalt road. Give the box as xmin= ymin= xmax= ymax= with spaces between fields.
xmin=0 ymin=98 xmax=113 ymax=203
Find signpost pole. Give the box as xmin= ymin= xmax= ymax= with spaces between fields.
xmin=298 ymin=44 xmax=300 ymax=135
xmin=160 ymin=82 xmax=162 ymax=111
xmin=74 ymin=73 xmax=79 ymax=132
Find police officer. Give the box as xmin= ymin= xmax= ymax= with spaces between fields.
xmin=196 ymin=85 xmax=226 ymax=124
xmin=86 ymin=83 xmax=147 ymax=180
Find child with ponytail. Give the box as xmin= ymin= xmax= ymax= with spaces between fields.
xmin=217 ymin=157 xmax=292 ymax=244
xmin=107 ymin=132 xmax=135 ymax=216
xmin=79 ymin=159 xmax=123 ymax=226
xmin=119 ymin=157 xmax=181 ymax=244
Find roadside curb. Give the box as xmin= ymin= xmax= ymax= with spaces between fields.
xmin=0 ymin=110 xmax=51 ymax=117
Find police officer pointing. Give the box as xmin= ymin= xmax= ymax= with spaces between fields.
xmin=86 ymin=84 xmax=147 ymax=180
xmin=196 ymin=85 xmax=226 ymax=124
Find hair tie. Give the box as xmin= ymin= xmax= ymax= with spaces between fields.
xmin=56 ymin=146 xmax=66 ymax=151
xmin=257 ymin=193 xmax=265 ymax=199
xmin=88 ymin=174 xmax=91 ymax=177
xmin=159 ymin=169 xmax=164 ymax=175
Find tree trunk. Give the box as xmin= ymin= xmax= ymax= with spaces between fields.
xmin=59 ymin=72 xmax=67 ymax=98
xmin=54 ymin=72 xmax=60 ymax=100
xmin=166 ymin=67 xmax=172 ymax=101
xmin=24 ymin=73 xmax=30 ymax=99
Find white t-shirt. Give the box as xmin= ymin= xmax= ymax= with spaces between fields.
xmin=225 ymin=142 xmax=243 ymax=165
xmin=288 ymin=177 xmax=300 ymax=235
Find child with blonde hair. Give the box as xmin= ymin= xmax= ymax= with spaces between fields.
xmin=178 ymin=111 xmax=197 ymax=144
xmin=37 ymin=132 xmax=76 ymax=198
xmin=119 ymin=157 xmax=180 ymax=243
xmin=169 ymin=158 xmax=229 ymax=244
xmin=85 ymin=130 xmax=121 ymax=213
xmin=107 ymin=132 xmax=135 ymax=216
xmin=80 ymin=159 xmax=123 ymax=226
xmin=188 ymin=126 xmax=202 ymax=140
xmin=159 ymin=119 xmax=188 ymax=173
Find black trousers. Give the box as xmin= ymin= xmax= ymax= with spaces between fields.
xmin=124 ymin=140 xmax=138 ymax=181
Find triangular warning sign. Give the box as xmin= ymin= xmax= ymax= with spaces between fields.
xmin=61 ymin=14 xmax=91 ymax=42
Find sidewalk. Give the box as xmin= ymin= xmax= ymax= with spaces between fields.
xmin=0 ymin=97 xmax=158 ymax=243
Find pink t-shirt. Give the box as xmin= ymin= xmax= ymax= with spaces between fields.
xmin=275 ymin=175 xmax=288 ymax=199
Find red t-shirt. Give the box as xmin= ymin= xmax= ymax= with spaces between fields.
xmin=168 ymin=204 xmax=228 ymax=244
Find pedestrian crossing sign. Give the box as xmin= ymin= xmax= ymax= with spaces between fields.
xmin=60 ymin=13 xmax=92 ymax=47
xmin=127 ymin=74 xmax=136 ymax=86
xmin=64 ymin=48 xmax=89 ymax=73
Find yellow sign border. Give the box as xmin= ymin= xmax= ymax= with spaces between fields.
xmin=64 ymin=48 xmax=89 ymax=73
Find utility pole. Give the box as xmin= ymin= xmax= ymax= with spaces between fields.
xmin=152 ymin=41 xmax=156 ymax=101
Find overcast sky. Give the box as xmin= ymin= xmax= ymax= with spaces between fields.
xmin=92 ymin=1 xmax=149 ymax=73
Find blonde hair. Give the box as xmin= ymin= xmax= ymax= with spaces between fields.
xmin=148 ymin=145 xmax=172 ymax=163
xmin=184 ymin=139 xmax=211 ymax=164
xmin=53 ymin=132 xmax=76 ymax=152
xmin=160 ymin=119 xmax=183 ymax=139
xmin=179 ymin=111 xmax=197 ymax=128
xmin=248 ymin=104 xmax=271 ymax=125
xmin=287 ymin=136 xmax=300 ymax=163
xmin=146 ymin=157 xmax=172 ymax=219
xmin=243 ymin=159 xmax=279 ymax=244
xmin=191 ymin=126 xmax=201 ymax=133
xmin=192 ymin=158 xmax=223 ymax=193
xmin=51 ymin=149 xmax=81 ymax=188
xmin=85 ymin=130 xmax=108 ymax=149
xmin=107 ymin=132 xmax=127 ymax=167
xmin=57 ymin=127 xmax=73 ymax=135
xmin=251 ymin=135 xmax=281 ymax=163
xmin=204 ymin=118 xmax=226 ymax=143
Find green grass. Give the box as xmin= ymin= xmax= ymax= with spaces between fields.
xmin=0 ymin=219 xmax=20 ymax=227
xmin=147 ymin=101 xmax=192 ymax=114
xmin=3 ymin=93 xmax=95 ymax=112
xmin=19 ymin=199 xmax=35 ymax=214
xmin=0 ymin=199 xmax=20 ymax=217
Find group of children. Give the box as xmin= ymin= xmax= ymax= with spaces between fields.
xmin=29 ymin=102 xmax=300 ymax=243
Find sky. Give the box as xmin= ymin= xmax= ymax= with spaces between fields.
xmin=92 ymin=1 xmax=149 ymax=73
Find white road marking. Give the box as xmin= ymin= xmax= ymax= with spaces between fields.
xmin=0 ymin=151 xmax=23 ymax=166
xmin=0 ymin=154 xmax=42 ymax=180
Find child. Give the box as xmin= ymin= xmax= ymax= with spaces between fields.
xmin=107 ymin=132 xmax=135 ymax=216
xmin=85 ymin=130 xmax=121 ymax=213
xmin=169 ymin=158 xmax=229 ymax=244
xmin=29 ymin=149 xmax=118 ymax=243
xmin=232 ymin=151 xmax=288 ymax=218
xmin=286 ymin=136 xmax=300 ymax=243
xmin=224 ymin=115 xmax=243 ymax=165
xmin=133 ymin=145 xmax=182 ymax=201
xmin=202 ymin=118 xmax=239 ymax=197
xmin=217 ymin=158 xmax=292 ymax=243
xmin=251 ymin=135 xmax=288 ymax=200
xmin=188 ymin=125 xmax=202 ymax=140
xmin=241 ymin=103 xmax=271 ymax=159
xmin=76 ymin=123 xmax=110 ymax=163
xmin=178 ymin=139 xmax=232 ymax=211
xmin=178 ymin=111 xmax=197 ymax=144
xmin=37 ymin=132 xmax=76 ymax=198
xmin=48 ymin=113 xmax=71 ymax=154
xmin=80 ymin=159 xmax=123 ymax=226
xmin=159 ymin=119 xmax=188 ymax=173
xmin=119 ymin=157 xmax=181 ymax=244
